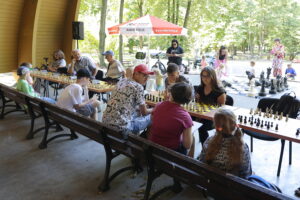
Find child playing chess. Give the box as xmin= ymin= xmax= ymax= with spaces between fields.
xmin=195 ymin=66 xmax=226 ymax=145
xmin=198 ymin=108 xmax=252 ymax=179
xmin=285 ymin=64 xmax=296 ymax=79
xmin=165 ymin=63 xmax=190 ymax=89
xmin=153 ymin=69 xmax=164 ymax=90
xmin=149 ymin=82 xmax=195 ymax=191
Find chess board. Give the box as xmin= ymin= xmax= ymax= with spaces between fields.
xmin=224 ymin=77 xmax=290 ymax=98
xmin=145 ymin=92 xmax=219 ymax=116
xmin=31 ymin=70 xmax=115 ymax=93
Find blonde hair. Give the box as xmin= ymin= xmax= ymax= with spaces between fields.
xmin=205 ymin=109 xmax=244 ymax=170
xmin=125 ymin=67 xmax=134 ymax=78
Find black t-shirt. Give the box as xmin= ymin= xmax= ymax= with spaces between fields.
xmin=166 ymin=46 xmax=184 ymax=65
xmin=196 ymin=85 xmax=225 ymax=105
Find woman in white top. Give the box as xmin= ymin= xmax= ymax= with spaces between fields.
xmin=48 ymin=50 xmax=67 ymax=72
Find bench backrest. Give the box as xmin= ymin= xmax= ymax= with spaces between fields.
xmin=0 ymin=83 xmax=27 ymax=105
xmin=128 ymin=134 xmax=293 ymax=200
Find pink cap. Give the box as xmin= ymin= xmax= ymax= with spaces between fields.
xmin=134 ymin=64 xmax=154 ymax=75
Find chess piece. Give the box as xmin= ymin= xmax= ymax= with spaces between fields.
xmin=286 ymin=114 xmax=289 ymax=122
xmin=266 ymin=67 xmax=272 ymax=80
xmin=244 ymin=117 xmax=247 ymax=124
xmin=279 ymin=112 xmax=283 ymax=120
xmin=267 ymin=122 xmax=270 ymax=129
xmin=258 ymin=80 xmax=267 ymax=96
xmin=247 ymin=78 xmax=256 ymax=97
xmin=296 ymin=129 xmax=300 ymax=136
xmin=283 ymin=77 xmax=288 ymax=89
xmin=269 ymin=79 xmax=277 ymax=94
xmin=279 ymin=78 xmax=284 ymax=92
xmin=275 ymin=124 xmax=278 ymax=131
xmin=250 ymin=108 xmax=253 ymax=115
xmin=259 ymin=71 xmax=265 ymax=83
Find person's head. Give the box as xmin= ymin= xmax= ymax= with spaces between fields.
xmin=71 ymin=49 xmax=81 ymax=61
xmin=170 ymin=82 xmax=193 ymax=104
xmin=274 ymin=38 xmax=281 ymax=45
xmin=125 ymin=67 xmax=134 ymax=79
xmin=53 ymin=50 xmax=65 ymax=60
xmin=17 ymin=66 xmax=30 ymax=78
xmin=219 ymin=46 xmax=227 ymax=55
xmin=287 ymin=64 xmax=292 ymax=69
xmin=200 ymin=66 xmax=219 ymax=88
xmin=133 ymin=64 xmax=154 ymax=85
xmin=76 ymin=68 xmax=91 ymax=86
xmin=171 ymin=39 xmax=178 ymax=48
xmin=250 ymin=61 xmax=255 ymax=67
xmin=19 ymin=62 xmax=32 ymax=68
xmin=167 ymin=63 xmax=180 ymax=82
xmin=205 ymin=109 xmax=244 ymax=169
xmin=102 ymin=50 xmax=114 ymax=62
xmin=202 ymin=55 xmax=205 ymax=60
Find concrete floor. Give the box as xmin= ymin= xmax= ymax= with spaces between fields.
xmin=1 ymin=77 xmax=300 ymax=200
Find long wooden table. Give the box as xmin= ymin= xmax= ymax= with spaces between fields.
xmin=31 ymin=71 xmax=115 ymax=97
xmin=145 ymin=94 xmax=300 ymax=144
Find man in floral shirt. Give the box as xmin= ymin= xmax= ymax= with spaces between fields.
xmin=102 ymin=64 xmax=153 ymax=134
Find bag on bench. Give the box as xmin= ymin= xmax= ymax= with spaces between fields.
xmin=275 ymin=92 xmax=300 ymax=118
xmin=247 ymin=175 xmax=281 ymax=193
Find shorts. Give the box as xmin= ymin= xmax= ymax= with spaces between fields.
xmin=76 ymin=104 xmax=95 ymax=117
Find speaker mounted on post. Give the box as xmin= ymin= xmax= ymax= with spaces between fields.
xmin=72 ymin=21 xmax=84 ymax=49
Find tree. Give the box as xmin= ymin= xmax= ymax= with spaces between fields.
xmin=99 ymin=0 xmax=107 ymax=66
xmin=119 ymin=0 xmax=125 ymax=64
xmin=183 ymin=0 xmax=192 ymax=28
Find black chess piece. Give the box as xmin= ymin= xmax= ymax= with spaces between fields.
xmin=239 ymin=116 xmax=243 ymax=123
xmin=271 ymin=122 xmax=274 ymax=127
xmin=266 ymin=67 xmax=272 ymax=80
xmin=276 ymin=78 xmax=281 ymax=92
xmin=269 ymin=79 xmax=276 ymax=94
xmin=259 ymin=80 xmax=267 ymax=96
xmin=296 ymin=128 xmax=300 ymax=136
xmin=259 ymin=71 xmax=265 ymax=83
xmin=267 ymin=122 xmax=270 ymax=129
xmin=244 ymin=117 xmax=247 ymax=124
xmin=275 ymin=124 xmax=278 ymax=131
xmin=283 ymin=77 xmax=288 ymax=89
xmin=279 ymin=78 xmax=284 ymax=92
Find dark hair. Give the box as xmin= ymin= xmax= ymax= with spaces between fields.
xmin=250 ymin=61 xmax=255 ymax=65
xmin=219 ymin=46 xmax=227 ymax=56
xmin=76 ymin=68 xmax=91 ymax=79
xmin=167 ymin=63 xmax=179 ymax=74
xmin=19 ymin=62 xmax=31 ymax=68
xmin=170 ymin=82 xmax=193 ymax=104
xmin=274 ymin=38 xmax=280 ymax=42
xmin=171 ymin=39 xmax=178 ymax=45
xmin=200 ymin=66 xmax=224 ymax=92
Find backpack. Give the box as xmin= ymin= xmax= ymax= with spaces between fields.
xmin=275 ymin=92 xmax=300 ymax=118
xmin=247 ymin=175 xmax=282 ymax=193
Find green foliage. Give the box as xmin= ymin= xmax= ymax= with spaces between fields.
xmin=79 ymin=0 xmax=300 ymax=59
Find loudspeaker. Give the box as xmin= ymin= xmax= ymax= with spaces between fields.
xmin=72 ymin=21 xmax=84 ymax=40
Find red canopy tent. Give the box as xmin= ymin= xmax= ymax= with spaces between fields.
xmin=108 ymin=15 xmax=187 ymax=36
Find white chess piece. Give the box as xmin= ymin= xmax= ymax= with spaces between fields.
xmin=247 ymin=78 xmax=255 ymax=97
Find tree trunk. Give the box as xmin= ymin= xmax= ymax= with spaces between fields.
xmin=99 ymin=0 xmax=108 ymax=67
xmin=183 ymin=0 xmax=192 ymax=28
xmin=167 ymin=0 xmax=170 ymax=21
xmin=137 ymin=0 xmax=143 ymax=49
xmin=172 ymin=0 xmax=175 ymax=23
xmin=119 ymin=0 xmax=124 ymax=64
xmin=175 ymin=0 xmax=179 ymax=24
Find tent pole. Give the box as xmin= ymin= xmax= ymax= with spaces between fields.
xmin=147 ymin=35 xmax=150 ymax=69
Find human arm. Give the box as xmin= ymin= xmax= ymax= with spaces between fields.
xmin=139 ymin=104 xmax=153 ymax=116
xmin=239 ymin=144 xmax=253 ymax=178
xmin=182 ymin=127 xmax=193 ymax=149
xmin=67 ymin=59 xmax=76 ymax=74
xmin=25 ymin=73 xmax=34 ymax=85
xmin=217 ymin=93 xmax=226 ymax=105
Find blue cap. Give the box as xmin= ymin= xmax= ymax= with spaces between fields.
xmin=102 ymin=50 xmax=114 ymax=56
xmin=17 ymin=66 xmax=30 ymax=76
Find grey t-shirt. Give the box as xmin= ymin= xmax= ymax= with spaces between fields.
xmin=73 ymin=56 xmax=96 ymax=75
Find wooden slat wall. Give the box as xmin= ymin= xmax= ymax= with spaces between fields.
xmin=33 ymin=0 xmax=69 ymax=67
xmin=0 ymin=0 xmax=24 ymax=72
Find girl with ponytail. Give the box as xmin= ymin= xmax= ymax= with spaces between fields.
xmin=198 ymin=109 xmax=252 ymax=178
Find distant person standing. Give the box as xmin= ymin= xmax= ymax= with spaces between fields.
xmin=166 ymin=39 xmax=184 ymax=72
xmin=215 ymin=46 xmax=228 ymax=76
xmin=271 ymin=38 xmax=285 ymax=77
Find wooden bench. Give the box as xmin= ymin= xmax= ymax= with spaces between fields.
xmin=128 ymin=134 xmax=293 ymax=200
xmin=0 ymin=83 xmax=27 ymax=119
xmin=34 ymin=99 xmax=140 ymax=192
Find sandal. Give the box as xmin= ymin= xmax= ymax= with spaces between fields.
xmin=295 ymin=187 xmax=300 ymax=197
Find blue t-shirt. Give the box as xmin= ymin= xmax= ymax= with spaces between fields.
xmin=285 ymin=68 xmax=296 ymax=76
